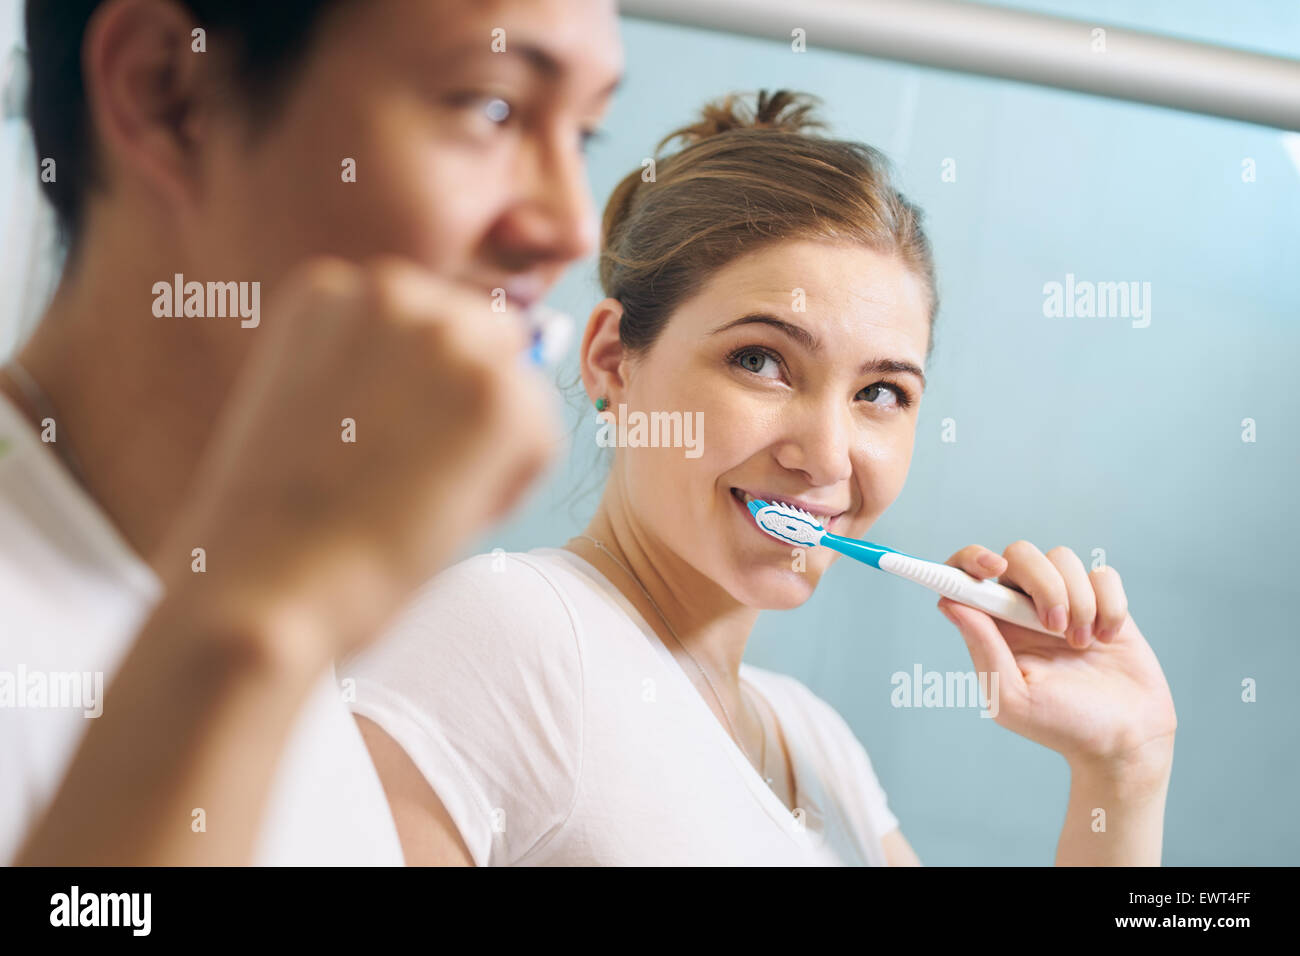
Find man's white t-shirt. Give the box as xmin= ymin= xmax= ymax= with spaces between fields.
xmin=0 ymin=394 xmax=403 ymax=865
xmin=343 ymin=547 xmax=901 ymax=866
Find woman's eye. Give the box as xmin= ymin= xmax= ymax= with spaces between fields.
xmin=731 ymin=347 xmax=782 ymax=379
xmin=859 ymin=382 xmax=911 ymax=409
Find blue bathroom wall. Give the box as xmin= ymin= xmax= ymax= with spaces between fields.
xmin=475 ymin=0 xmax=1300 ymax=865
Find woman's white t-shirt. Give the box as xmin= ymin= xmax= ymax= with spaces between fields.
xmin=343 ymin=547 xmax=900 ymax=866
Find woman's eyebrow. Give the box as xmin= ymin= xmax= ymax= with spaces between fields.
xmin=866 ymin=357 xmax=927 ymax=389
xmin=711 ymin=313 xmax=817 ymax=348
xmin=710 ymin=313 xmax=926 ymax=388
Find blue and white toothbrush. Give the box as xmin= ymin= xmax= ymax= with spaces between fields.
xmin=747 ymin=499 xmax=1068 ymax=639
xmin=521 ymin=304 xmax=574 ymax=368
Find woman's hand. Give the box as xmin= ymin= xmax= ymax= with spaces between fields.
xmin=936 ymin=541 xmax=1176 ymax=784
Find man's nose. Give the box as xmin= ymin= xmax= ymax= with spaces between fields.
xmin=505 ymin=133 xmax=598 ymax=264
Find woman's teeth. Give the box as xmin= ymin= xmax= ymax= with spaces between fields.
xmin=733 ymin=487 xmax=842 ymax=526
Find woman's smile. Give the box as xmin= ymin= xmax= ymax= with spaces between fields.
xmin=727 ymin=486 xmax=848 ymax=539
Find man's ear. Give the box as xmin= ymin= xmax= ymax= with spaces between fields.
xmin=581 ymin=297 xmax=630 ymax=405
xmin=81 ymin=0 xmax=210 ymax=226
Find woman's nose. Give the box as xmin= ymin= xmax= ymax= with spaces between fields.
xmin=773 ymin=397 xmax=855 ymax=487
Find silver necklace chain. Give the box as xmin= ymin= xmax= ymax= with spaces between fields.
xmin=3 ymin=359 xmax=90 ymax=488
xmin=575 ymin=535 xmax=774 ymax=786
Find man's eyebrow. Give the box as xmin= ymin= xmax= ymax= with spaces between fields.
xmin=710 ymin=313 xmax=927 ymax=389
xmin=513 ymin=43 xmax=624 ymax=103
xmin=510 ymin=42 xmax=564 ymax=79
xmin=449 ymin=41 xmax=623 ymax=97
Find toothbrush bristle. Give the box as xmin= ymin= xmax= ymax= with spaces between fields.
xmin=769 ymin=500 xmax=822 ymax=526
xmin=750 ymin=499 xmax=826 ymax=547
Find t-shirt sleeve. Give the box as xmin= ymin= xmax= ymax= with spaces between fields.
xmin=785 ymin=678 xmax=900 ymax=858
xmin=845 ymin=731 xmax=901 ymax=839
xmin=340 ymin=552 xmax=583 ymax=866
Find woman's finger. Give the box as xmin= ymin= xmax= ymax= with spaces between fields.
xmin=1045 ymin=546 xmax=1097 ymax=648
xmin=936 ymin=596 xmax=1025 ymax=702
xmin=998 ymin=539 xmax=1069 ymax=635
xmin=1089 ymin=564 xmax=1129 ymax=642
xmin=945 ymin=544 xmax=1008 ymax=580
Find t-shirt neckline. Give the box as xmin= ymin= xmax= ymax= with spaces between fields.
xmin=0 ymin=392 xmax=159 ymax=599
xmin=532 ymin=545 xmax=826 ymax=849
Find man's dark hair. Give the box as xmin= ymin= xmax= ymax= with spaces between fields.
xmin=24 ymin=0 xmax=350 ymax=249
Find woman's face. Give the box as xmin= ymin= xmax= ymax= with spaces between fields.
xmin=616 ymin=239 xmax=931 ymax=609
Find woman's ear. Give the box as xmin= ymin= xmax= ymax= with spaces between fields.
xmin=580 ymin=297 xmax=629 ymax=404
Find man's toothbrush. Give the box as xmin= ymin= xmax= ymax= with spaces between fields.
xmin=747 ymin=499 xmax=1067 ymax=639
xmin=521 ymin=303 xmax=574 ymax=368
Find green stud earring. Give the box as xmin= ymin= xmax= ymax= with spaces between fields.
xmin=595 ymin=397 xmax=609 ymax=412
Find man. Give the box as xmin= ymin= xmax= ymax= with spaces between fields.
xmin=0 ymin=0 xmax=622 ymax=864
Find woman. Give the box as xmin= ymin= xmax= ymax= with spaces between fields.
xmin=342 ymin=90 xmax=1177 ymax=866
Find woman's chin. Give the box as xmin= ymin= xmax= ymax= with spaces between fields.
xmin=729 ymin=565 xmax=822 ymax=610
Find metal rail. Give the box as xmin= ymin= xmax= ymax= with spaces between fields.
xmin=620 ymin=0 xmax=1300 ymax=130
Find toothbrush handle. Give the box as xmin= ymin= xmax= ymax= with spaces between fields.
xmin=878 ymin=552 xmax=1067 ymax=639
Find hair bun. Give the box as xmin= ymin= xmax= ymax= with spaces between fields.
xmin=656 ymin=89 xmax=827 ymax=155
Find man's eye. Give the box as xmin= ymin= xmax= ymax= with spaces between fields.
xmin=462 ymin=95 xmax=511 ymax=126
xmin=446 ymin=93 xmax=513 ymax=127
xmin=482 ymin=97 xmax=511 ymax=124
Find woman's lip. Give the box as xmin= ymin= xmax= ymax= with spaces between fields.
xmin=730 ymin=487 xmax=845 ymax=522
xmin=729 ymin=488 xmax=848 ymax=539
xmin=732 ymin=488 xmax=795 ymax=542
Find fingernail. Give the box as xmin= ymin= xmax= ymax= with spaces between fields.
xmin=1071 ymin=625 xmax=1090 ymax=647
xmin=938 ymin=603 xmax=959 ymax=625
xmin=978 ymin=552 xmax=1002 ymax=571
xmin=1047 ymin=605 xmax=1068 ymax=631
xmin=1096 ymin=625 xmax=1114 ymax=642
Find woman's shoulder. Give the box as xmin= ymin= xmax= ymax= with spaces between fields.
xmin=343 ymin=548 xmax=586 ymax=683
xmin=341 ymin=550 xmax=588 ymax=866
xmin=417 ymin=547 xmax=576 ymax=595
xmin=408 ymin=548 xmax=581 ymax=627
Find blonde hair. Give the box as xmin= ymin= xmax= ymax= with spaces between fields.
xmin=599 ymin=89 xmax=938 ymax=358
